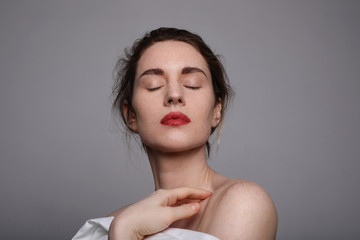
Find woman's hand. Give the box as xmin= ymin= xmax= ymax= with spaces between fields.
xmin=108 ymin=187 xmax=212 ymax=240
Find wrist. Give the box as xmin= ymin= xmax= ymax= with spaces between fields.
xmin=109 ymin=216 xmax=143 ymax=240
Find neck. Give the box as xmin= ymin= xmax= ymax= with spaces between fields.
xmin=146 ymin=145 xmax=216 ymax=191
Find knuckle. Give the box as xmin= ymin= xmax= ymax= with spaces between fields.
xmin=156 ymin=189 xmax=165 ymax=194
xmin=154 ymin=189 xmax=166 ymax=198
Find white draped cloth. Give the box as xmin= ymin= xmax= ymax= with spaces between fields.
xmin=72 ymin=217 xmax=220 ymax=240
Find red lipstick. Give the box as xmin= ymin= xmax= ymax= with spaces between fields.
xmin=160 ymin=112 xmax=191 ymax=126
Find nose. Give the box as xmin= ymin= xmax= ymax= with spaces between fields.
xmin=164 ymin=83 xmax=185 ymax=106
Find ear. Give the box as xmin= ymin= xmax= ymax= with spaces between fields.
xmin=123 ymin=101 xmax=138 ymax=132
xmin=211 ymin=100 xmax=222 ymax=128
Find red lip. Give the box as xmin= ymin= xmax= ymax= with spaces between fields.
xmin=160 ymin=112 xmax=191 ymax=126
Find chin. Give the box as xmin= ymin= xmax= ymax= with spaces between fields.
xmin=139 ymin=129 xmax=211 ymax=153
xmin=144 ymin=140 xmax=207 ymax=154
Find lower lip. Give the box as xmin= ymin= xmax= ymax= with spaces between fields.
xmin=161 ymin=119 xmax=190 ymax=126
xmin=161 ymin=112 xmax=191 ymax=126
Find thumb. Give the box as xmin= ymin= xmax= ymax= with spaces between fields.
xmin=170 ymin=203 xmax=201 ymax=222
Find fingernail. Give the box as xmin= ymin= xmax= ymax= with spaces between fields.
xmin=190 ymin=203 xmax=197 ymax=212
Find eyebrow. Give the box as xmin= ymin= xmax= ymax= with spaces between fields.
xmin=182 ymin=67 xmax=208 ymax=78
xmin=139 ymin=68 xmax=164 ymax=78
xmin=139 ymin=67 xmax=208 ymax=79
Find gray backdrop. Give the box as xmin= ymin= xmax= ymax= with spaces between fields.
xmin=1 ymin=0 xmax=359 ymax=239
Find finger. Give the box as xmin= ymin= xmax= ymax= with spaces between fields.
xmin=169 ymin=202 xmax=201 ymax=222
xmin=164 ymin=187 xmax=212 ymax=206
xmin=173 ymin=198 xmax=202 ymax=206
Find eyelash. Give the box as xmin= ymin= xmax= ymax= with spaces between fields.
xmin=148 ymin=86 xmax=162 ymax=91
xmin=185 ymin=86 xmax=200 ymax=90
xmin=148 ymin=86 xmax=200 ymax=91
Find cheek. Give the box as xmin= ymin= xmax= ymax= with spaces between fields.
xmin=191 ymin=94 xmax=216 ymax=127
xmin=132 ymin=92 xmax=160 ymax=130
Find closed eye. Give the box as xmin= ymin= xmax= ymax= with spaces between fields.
xmin=148 ymin=86 xmax=163 ymax=91
xmin=185 ymin=86 xmax=200 ymax=90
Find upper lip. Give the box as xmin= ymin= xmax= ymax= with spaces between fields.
xmin=160 ymin=112 xmax=191 ymax=124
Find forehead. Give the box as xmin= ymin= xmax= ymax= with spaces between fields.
xmin=136 ymin=41 xmax=209 ymax=76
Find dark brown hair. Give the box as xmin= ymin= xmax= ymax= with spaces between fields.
xmin=112 ymin=27 xmax=233 ymax=153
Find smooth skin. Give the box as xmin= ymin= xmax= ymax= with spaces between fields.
xmin=109 ymin=41 xmax=277 ymax=240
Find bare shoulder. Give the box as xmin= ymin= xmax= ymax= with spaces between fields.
xmin=201 ymin=179 xmax=278 ymax=240
xmin=217 ymin=179 xmax=276 ymax=211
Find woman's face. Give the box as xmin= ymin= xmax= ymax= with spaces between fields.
xmin=127 ymin=41 xmax=221 ymax=153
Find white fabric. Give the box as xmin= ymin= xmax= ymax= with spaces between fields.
xmin=72 ymin=217 xmax=114 ymax=240
xmin=72 ymin=217 xmax=220 ymax=240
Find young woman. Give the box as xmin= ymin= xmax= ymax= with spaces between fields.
xmin=73 ymin=28 xmax=277 ymax=240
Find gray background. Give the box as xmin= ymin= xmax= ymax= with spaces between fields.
xmin=1 ymin=0 xmax=359 ymax=239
